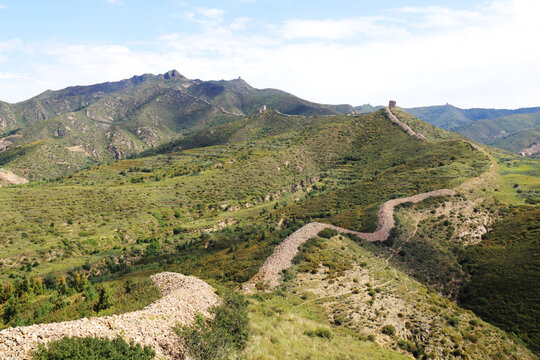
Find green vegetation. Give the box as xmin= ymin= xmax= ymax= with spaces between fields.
xmin=370 ymin=181 xmax=540 ymax=352
xmin=0 ymin=96 xmax=536 ymax=359
xmin=381 ymin=325 xmax=396 ymax=336
xmin=0 ymin=274 xmax=159 ymax=329
xmin=175 ymin=291 xmax=249 ymax=360
xmin=317 ymin=228 xmax=339 ymax=239
xmin=459 ymin=206 xmax=540 ymax=353
xmin=32 ymin=336 xmax=155 ymax=360
xmin=245 ymin=233 xmax=534 ymax=359
xmin=404 ymin=104 xmax=540 ymax=154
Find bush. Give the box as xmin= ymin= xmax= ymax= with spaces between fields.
xmin=175 ymin=291 xmax=249 ymax=360
xmin=32 ymin=336 xmax=155 ymax=360
xmin=381 ymin=325 xmax=396 ymax=336
xmin=143 ymin=239 xmax=161 ymax=257
xmin=447 ymin=316 xmax=460 ymax=327
xmin=304 ymin=328 xmax=333 ymax=339
xmin=317 ymin=228 xmax=339 ymax=239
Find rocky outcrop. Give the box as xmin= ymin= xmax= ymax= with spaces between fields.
xmin=244 ymin=189 xmax=456 ymax=291
xmin=0 ymin=168 xmax=28 ymax=185
xmin=519 ymin=142 xmax=540 ymax=156
xmin=0 ymin=272 xmax=219 ymax=360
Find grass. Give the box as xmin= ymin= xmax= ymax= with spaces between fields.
xmin=458 ymin=206 xmax=540 ymax=353
xmin=245 ymin=233 xmax=535 ymax=359
xmin=0 ymin=108 xmax=534 ymax=358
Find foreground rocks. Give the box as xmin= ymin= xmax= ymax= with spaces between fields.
xmin=0 ymin=272 xmax=219 ymax=360
xmin=244 ymin=189 xmax=456 ymax=291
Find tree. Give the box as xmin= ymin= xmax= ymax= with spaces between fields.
xmin=57 ymin=276 xmax=69 ymax=296
xmin=2 ymin=296 xmax=20 ymax=324
xmin=72 ymin=271 xmax=87 ymax=293
xmin=94 ymin=286 xmax=113 ymax=312
xmin=0 ymin=282 xmax=14 ymax=303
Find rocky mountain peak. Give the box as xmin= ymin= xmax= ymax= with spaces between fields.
xmin=163 ymin=69 xmax=182 ymax=80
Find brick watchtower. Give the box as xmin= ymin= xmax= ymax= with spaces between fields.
xmin=389 ymin=100 xmax=396 ymax=108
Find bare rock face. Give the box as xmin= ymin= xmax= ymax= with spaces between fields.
xmin=164 ymin=70 xmax=181 ymax=80
xmin=0 ymin=272 xmax=219 ymax=360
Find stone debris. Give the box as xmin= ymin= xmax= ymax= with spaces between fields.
xmin=0 ymin=272 xmax=219 ymax=360
xmin=244 ymin=189 xmax=456 ymax=292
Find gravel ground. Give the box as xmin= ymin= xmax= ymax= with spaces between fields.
xmin=0 ymin=272 xmax=219 ymax=360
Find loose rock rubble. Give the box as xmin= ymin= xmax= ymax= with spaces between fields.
xmin=0 ymin=272 xmax=219 ymax=360
xmin=244 ymin=189 xmax=456 ymax=291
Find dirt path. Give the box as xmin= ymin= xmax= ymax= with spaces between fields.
xmin=243 ymin=189 xmax=456 ymax=292
xmin=0 ymin=168 xmax=28 ymax=185
xmin=0 ymin=272 xmax=219 ymax=360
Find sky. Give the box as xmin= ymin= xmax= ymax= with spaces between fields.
xmin=0 ymin=0 xmax=538 ymax=108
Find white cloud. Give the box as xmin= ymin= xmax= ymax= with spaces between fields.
xmin=0 ymin=4 xmax=6 ymax=9
xmin=196 ymin=7 xmax=224 ymax=19
xmin=230 ymin=17 xmax=251 ymax=31
xmin=1 ymin=0 xmax=539 ymax=109
xmin=281 ymin=17 xmax=408 ymax=40
xmin=0 ymin=72 xmax=21 ymax=79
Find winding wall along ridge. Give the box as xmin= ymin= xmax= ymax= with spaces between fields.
xmin=0 ymin=272 xmax=219 ymax=360
xmin=244 ymin=189 xmax=456 ymax=291
xmin=385 ymin=107 xmax=426 ymax=140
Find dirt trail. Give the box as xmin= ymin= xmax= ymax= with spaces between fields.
xmin=0 ymin=272 xmax=219 ymax=360
xmin=244 ymin=189 xmax=456 ymax=291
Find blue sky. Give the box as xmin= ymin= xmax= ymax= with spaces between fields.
xmin=0 ymin=0 xmax=538 ymax=107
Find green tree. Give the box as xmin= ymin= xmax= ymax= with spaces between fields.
xmin=2 ymin=296 xmax=20 ymax=323
xmin=57 ymin=276 xmax=69 ymax=296
xmin=94 ymin=285 xmax=113 ymax=312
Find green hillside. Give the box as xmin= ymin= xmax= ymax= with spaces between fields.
xmin=0 ymin=71 xmax=361 ymax=182
xmin=404 ymin=105 xmax=540 ymax=154
xmin=0 ymin=98 xmax=538 ymax=358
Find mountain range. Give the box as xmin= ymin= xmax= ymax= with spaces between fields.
xmin=0 ymin=70 xmax=355 ymax=182
xmin=404 ymin=104 xmax=540 ymax=155
xmin=1 ymin=71 xmax=539 ymax=184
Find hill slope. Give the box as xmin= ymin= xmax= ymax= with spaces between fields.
xmin=0 ymin=106 xmax=537 ymax=358
xmin=0 ymin=71 xmax=358 ymax=181
xmin=405 ymin=104 xmax=540 ymax=155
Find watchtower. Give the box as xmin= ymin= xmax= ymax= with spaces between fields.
xmin=389 ymin=100 xmax=397 ymax=108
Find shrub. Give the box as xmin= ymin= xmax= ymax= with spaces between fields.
xmin=447 ymin=316 xmax=460 ymax=327
xmin=175 ymin=291 xmax=249 ymax=360
xmin=144 ymin=239 xmax=161 ymax=257
xmin=381 ymin=325 xmax=396 ymax=336
xmin=32 ymin=336 xmax=155 ymax=360
xmin=317 ymin=228 xmax=338 ymax=239
xmin=304 ymin=328 xmax=333 ymax=339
